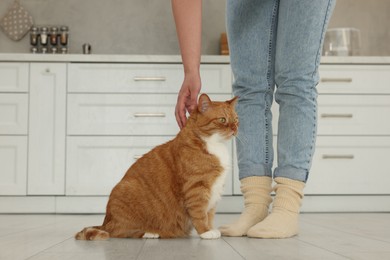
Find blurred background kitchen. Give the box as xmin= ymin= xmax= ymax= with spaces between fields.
xmin=0 ymin=0 xmax=389 ymax=56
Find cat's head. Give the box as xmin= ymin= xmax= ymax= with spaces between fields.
xmin=189 ymin=94 xmax=239 ymax=139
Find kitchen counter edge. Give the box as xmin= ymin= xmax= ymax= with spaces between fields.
xmin=1 ymin=53 xmax=390 ymax=64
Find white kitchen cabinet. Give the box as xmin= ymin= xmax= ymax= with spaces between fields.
xmin=0 ymin=63 xmax=28 ymax=195
xmin=1 ymin=56 xmax=389 ymax=213
xmin=0 ymin=136 xmax=27 ymax=195
xmin=66 ymin=62 xmax=233 ymax=197
xmin=27 ymin=63 xmax=66 ymax=195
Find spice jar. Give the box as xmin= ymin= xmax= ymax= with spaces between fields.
xmin=50 ymin=27 xmax=58 ymax=45
xmin=60 ymin=26 xmax=69 ymax=46
xmin=40 ymin=27 xmax=48 ymax=46
xmin=30 ymin=27 xmax=38 ymax=46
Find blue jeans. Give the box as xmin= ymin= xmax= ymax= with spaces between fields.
xmin=227 ymin=0 xmax=335 ymax=182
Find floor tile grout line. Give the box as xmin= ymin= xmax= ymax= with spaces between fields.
xmin=0 ymin=215 xmax=94 ymax=239
xmin=293 ymin=236 xmax=354 ymax=260
xmin=300 ymin=219 xmax=390 ymax=245
xmin=135 ymin=239 xmax=148 ymax=260
xmin=221 ymin=237 xmax=247 ymax=260
xmin=24 ymin=236 xmax=74 ymax=260
xmin=0 ymin=219 xmax=75 ymax=239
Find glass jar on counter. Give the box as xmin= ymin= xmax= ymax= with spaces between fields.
xmin=50 ymin=27 xmax=59 ymax=45
xmin=30 ymin=27 xmax=39 ymax=46
xmin=40 ymin=27 xmax=49 ymax=46
xmin=60 ymin=26 xmax=69 ymax=46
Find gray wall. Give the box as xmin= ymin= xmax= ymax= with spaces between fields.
xmin=0 ymin=0 xmax=389 ymax=55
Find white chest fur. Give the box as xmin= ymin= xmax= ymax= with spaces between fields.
xmin=202 ymin=134 xmax=230 ymax=211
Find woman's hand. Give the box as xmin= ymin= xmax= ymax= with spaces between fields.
xmin=172 ymin=0 xmax=202 ymax=129
xmin=175 ymin=72 xmax=201 ymax=129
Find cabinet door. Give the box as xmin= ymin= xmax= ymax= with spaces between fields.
xmin=0 ymin=94 xmax=28 ymax=134
xmin=0 ymin=62 xmax=29 ymax=92
xmin=0 ymin=136 xmax=27 ymax=195
xmin=28 ymin=63 xmax=66 ymax=195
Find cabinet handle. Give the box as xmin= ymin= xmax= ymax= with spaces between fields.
xmin=321 ymin=114 xmax=353 ymax=118
xmin=322 ymin=155 xmax=354 ymax=160
xmin=320 ymin=78 xmax=353 ymax=83
xmin=133 ymin=76 xmax=166 ymax=81
xmin=133 ymin=113 xmax=166 ymax=118
xmin=42 ymin=68 xmax=52 ymax=75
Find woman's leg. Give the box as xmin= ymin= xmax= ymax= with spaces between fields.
xmin=219 ymin=0 xmax=279 ymax=237
xmin=248 ymin=0 xmax=336 ymax=238
xmin=228 ymin=0 xmax=278 ymax=181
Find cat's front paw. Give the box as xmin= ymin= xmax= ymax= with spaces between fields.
xmin=142 ymin=232 xmax=160 ymax=239
xmin=200 ymin=229 xmax=221 ymax=239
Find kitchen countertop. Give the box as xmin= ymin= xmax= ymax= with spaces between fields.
xmin=1 ymin=53 xmax=390 ymax=64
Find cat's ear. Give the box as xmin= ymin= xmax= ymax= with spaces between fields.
xmin=227 ymin=96 xmax=238 ymax=107
xmin=198 ymin=93 xmax=212 ymax=113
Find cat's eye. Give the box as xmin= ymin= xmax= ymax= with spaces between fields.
xmin=219 ymin=117 xmax=227 ymax=123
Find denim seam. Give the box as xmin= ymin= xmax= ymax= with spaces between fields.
xmin=312 ymin=0 xmax=334 ymax=78
xmin=264 ymin=0 xmax=279 ymax=173
xmin=305 ymin=0 xmax=334 ymax=182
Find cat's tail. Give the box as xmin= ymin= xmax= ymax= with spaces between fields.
xmin=75 ymin=226 xmax=110 ymax=240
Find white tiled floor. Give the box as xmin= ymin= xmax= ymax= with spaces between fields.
xmin=0 ymin=213 xmax=389 ymax=260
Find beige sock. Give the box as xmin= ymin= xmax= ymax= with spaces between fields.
xmin=219 ymin=176 xmax=272 ymax=237
xmin=247 ymin=177 xmax=305 ymax=239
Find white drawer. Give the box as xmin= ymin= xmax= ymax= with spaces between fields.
xmin=68 ymin=94 xmax=232 ymax=136
xmin=66 ymin=136 xmax=233 ymax=196
xmin=318 ymin=65 xmax=390 ymax=94
xmin=68 ymin=94 xmax=178 ymax=135
xmin=306 ymin=136 xmax=390 ymax=195
xmin=0 ymin=136 xmax=27 ymax=195
xmin=0 ymin=94 xmax=28 ymax=134
xmin=68 ymin=63 xmax=232 ymax=94
xmin=0 ymin=63 xmax=29 ymax=92
xmin=66 ymin=136 xmax=171 ymax=195
xmin=233 ymin=136 xmax=390 ymax=195
xmin=317 ymin=95 xmax=390 ymax=135
xmin=271 ymin=95 xmax=390 ymax=136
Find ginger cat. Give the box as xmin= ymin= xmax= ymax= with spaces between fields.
xmin=75 ymin=94 xmax=238 ymax=240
